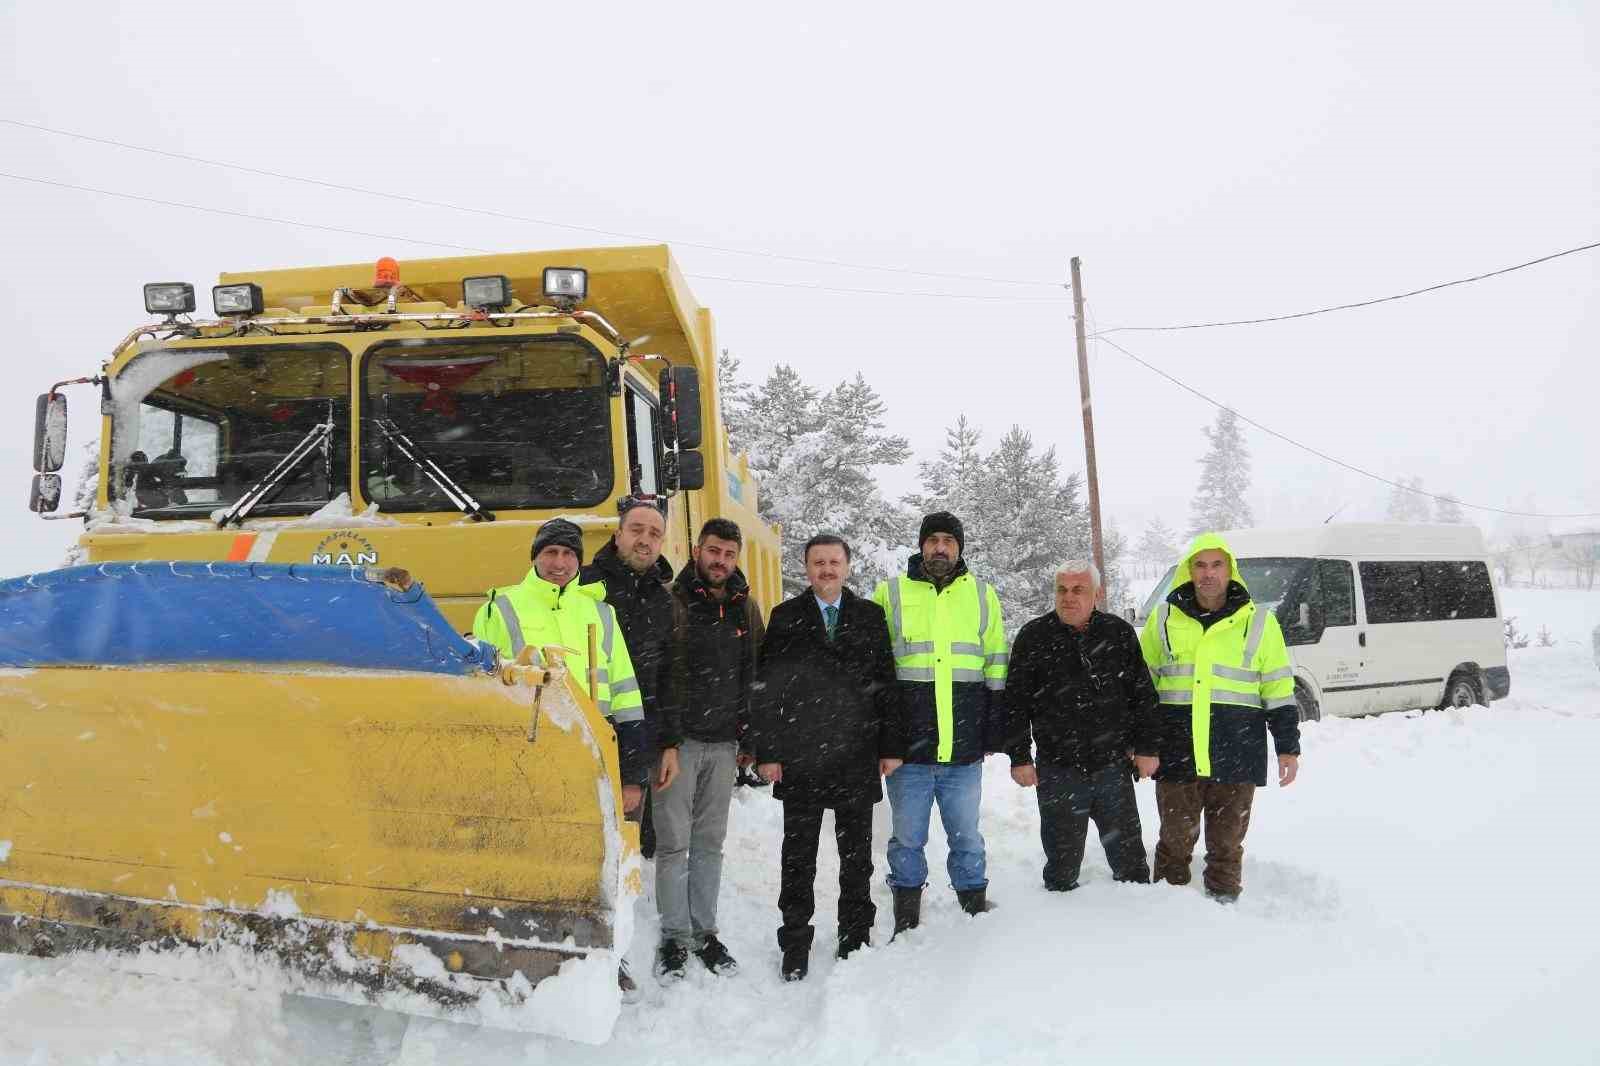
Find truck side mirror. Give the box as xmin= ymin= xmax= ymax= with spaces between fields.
xmin=658 ymin=366 xmax=702 ymax=451
xmin=29 ymin=473 xmax=62 ymax=514
xmin=1298 ymin=602 xmax=1311 ymax=629
xmin=676 ymin=449 xmax=705 ymax=491
xmin=34 ymin=393 xmax=67 ymax=473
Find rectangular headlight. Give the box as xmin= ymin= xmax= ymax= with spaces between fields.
xmin=213 ymin=282 xmax=264 ymax=316
xmin=543 ymin=267 xmax=587 ymax=301
xmin=462 ymin=274 xmax=512 ymax=310
xmin=144 ymin=282 xmax=196 ymax=315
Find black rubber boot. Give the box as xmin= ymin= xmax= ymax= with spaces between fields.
xmin=836 ymin=930 xmax=870 ymax=960
xmin=891 ymin=887 xmax=922 ymax=937
xmin=957 ymin=887 xmax=994 ymax=915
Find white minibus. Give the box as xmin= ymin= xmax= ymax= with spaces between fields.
xmin=1135 ymin=524 xmax=1509 ymax=720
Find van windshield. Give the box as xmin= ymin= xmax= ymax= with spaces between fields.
xmin=1136 ymin=556 xmax=1314 ymax=619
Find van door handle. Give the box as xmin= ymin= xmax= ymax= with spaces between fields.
xmin=1358 ymin=632 xmax=1366 ymax=647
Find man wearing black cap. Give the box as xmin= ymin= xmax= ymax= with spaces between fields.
xmin=580 ymin=497 xmax=678 ymax=858
xmin=872 ymin=511 xmax=1008 ymax=931
xmin=471 ymin=518 xmax=648 ymax=812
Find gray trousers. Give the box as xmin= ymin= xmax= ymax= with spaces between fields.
xmin=654 ymin=738 xmax=738 ymax=948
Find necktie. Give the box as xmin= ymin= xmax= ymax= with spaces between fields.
xmin=824 ymin=604 xmax=839 ymax=640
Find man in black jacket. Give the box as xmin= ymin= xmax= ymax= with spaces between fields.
xmin=1007 ymin=561 xmax=1159 ymax=890
xmin=579 ymin=496 xmax=676 ymax=859
xmin=652 ymin=518 xmax=765 ymax=983
xmin=750 ymin=534 xmax=904 ymax=981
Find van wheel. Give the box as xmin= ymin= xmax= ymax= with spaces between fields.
xmin=1441 ymin=671 xmax=1482 ymax=709
xmin=1295 ymin=683 xmax=1321 ymax=723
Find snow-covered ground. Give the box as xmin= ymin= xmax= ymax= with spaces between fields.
xmin=4 ymin=588 xmax=1597 ymax=1065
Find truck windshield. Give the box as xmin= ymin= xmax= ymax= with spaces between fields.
xmin=110 ymin=344 xmax=350 ymax=518
xmin=360 ymin=336 xmax=611 ymax=512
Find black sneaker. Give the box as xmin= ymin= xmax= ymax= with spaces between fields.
xmin=694 ymin=934 xmax=739 ymax=976
xmin=781 ymin=945 xmax=809 ymax=982
xmin=654 ymin=942 xmax=689 ymax=983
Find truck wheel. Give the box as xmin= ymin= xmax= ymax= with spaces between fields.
xmin=1440 ymin=670 xmax=1483 ymax=709
xmin=1295 ymin=683 xmax=1321 ymax=723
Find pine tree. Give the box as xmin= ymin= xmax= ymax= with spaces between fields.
xmin=727 ymin=363 xmax=914 ymax=596
xmin=907 ymin=415 xmax=985 ymax=519
xmin=1188 ymin=409 xmax=1254 ymax=535
xmin=1433 ymin=493 xmax=1467 ymax=524
xmin=716 ymin=349 xmax=755 ymax=452
xmin=1385 ymin=476 xmax=1432 ymax=523
xmin=1136 ymin=516 xmax=1180 ymax=574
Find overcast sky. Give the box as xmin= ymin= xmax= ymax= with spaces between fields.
xmin=2 ymin=0 xmax=1595 ymax=576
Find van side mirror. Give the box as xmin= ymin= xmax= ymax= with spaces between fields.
xmin=1298 ymin=602 xmax=1311 ymax=629
xmin=29 ymin=473 xmax=62 ymax=513
xmin=34 ymin=393 xmax=67 ymax=473
xmin=659 ymin=366 xmax=702 ymax=450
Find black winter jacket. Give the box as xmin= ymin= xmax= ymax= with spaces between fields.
xmin=1006 ymin=609 xmax=1160 ymax=775
xmin=749 ymin=588 xmax=904 ymax=808
xmin=657 ymin=563 xmax=764 ymax=749
xmin=580 ymin=541 xmax=674 ymax=756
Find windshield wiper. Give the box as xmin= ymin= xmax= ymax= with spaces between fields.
xmin=371 ymin=418 xmax=495 ymax=522
xmin=216 ymin=420 xmax=333 ymax=528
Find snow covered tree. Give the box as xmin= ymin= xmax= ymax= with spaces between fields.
xmin=1433 ymin=493 xmax=1467 ymax=524
xmin=1188 ymin=408 xmax=1254 ymax=535
xmin=907 ymin=414 xmax=985 ymax=520
xmin=1135 ymin=516 xmax=1180 ymax=575
xmin=1385 ymin=476 xmax=1432 ymax=523
xmin=716 ymin=348 xmax=755 ymax=452
xmin=911 ymin=421 xmax=1090 ymax=634
xmin=728 ymin=362 xmax=913 ymax=596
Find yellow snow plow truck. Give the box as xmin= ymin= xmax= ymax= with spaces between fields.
xmin=3 ymin=246 xmax=779 ymax=1041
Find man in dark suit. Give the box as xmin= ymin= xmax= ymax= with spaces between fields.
xmin=750 ymin=534 xmax=904 ymax=981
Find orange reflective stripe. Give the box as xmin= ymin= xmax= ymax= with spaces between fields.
xmin=225 ymin=534 xmax=257 ymax=561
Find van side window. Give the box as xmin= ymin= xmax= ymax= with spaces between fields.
xmin=1359 ymin=561 xmax=1427 ymax=624
xmin=1317 ymin=560 xmax=1356 ymax=626
xmin=1422 ymin=561 xmax=1496 ymax=620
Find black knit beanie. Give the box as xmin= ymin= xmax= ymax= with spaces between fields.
xmin=918 ymin=511 xmax=965 ymax=554
xmin=531 ymin=518 xmax=585 ymax=564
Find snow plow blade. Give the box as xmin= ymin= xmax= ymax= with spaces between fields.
xmin=0 ymin=563 xmax=638 ymax=1043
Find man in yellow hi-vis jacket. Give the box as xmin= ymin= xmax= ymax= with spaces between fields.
xmin=473 ymin=518 xmax=648 ymax=816
xmin=873 ymin=511 xmax=1007 ymax=929
xmin=1138 ymin=532 xmax=1301 ymax=901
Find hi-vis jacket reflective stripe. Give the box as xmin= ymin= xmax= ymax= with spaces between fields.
xmin=873 ymin=566 xmax=1007 ymax=763
xmin=1138 ymin=533 xmax=1296 ymax=779
xmin=470 ymin=569 xmax=645 ymax=727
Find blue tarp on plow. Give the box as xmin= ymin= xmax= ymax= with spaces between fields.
xmin=0 ymin=562 xmax=488 ymax=675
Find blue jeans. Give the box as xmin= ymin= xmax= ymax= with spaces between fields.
xmin=885 ymin=761 xmax=987 ymax=891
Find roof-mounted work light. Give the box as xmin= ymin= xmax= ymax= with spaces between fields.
xmin=463 ymin=275 xmax=513 ymax=311
xmin=542 ymin=267 xmax=587 ymax=305
xmin=213 ymin=282 xmax=264 ymax=317
xmin=143 ymin=282 xmax=196 ymax=316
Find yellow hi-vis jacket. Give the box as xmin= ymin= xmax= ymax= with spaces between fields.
xmin=471 ymin=568 xmax=647 ymax=779
xmin=1138 ymin=532 xmax=1300 ymax=786
xmin=873 ymin=559 xmax=1007 ymax=764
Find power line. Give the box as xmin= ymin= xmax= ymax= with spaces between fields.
xmin=1093 ymin=333 xmax=1600 ymax=520
xmin=1 ymin=116 xmax=1063 ymax=289
xmin=1091 ymin=240 xmax=1600 ymax=335
xmin=0 ymin=171 xmax=1071 ymax=303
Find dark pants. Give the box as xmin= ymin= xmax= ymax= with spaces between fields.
xmin=1153 ymin=779 xmax=1256 ymax=897
xmin=1036 ymin=763 xmax=1149 ymax=889
xmin=778 ymin=802 xmax=875 ymax=951
xmin=640 ymin=781 xmax=656 ymax=858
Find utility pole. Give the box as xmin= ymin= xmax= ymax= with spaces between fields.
xmin=1070 ymin=256 xmax=1106 ymax=604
